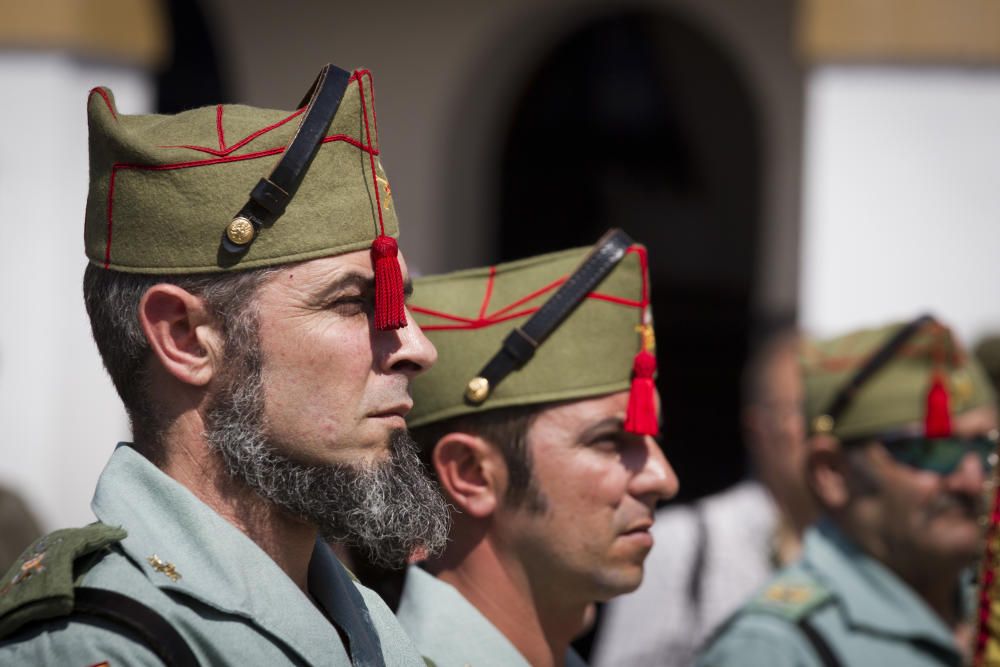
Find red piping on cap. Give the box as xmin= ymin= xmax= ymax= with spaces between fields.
xmin=356 ymin=70 xmax=406 ymax=330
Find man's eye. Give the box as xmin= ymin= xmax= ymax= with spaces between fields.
xmin=589 ymin=436 xmax=625 ymax=452
xmin=329 ymin=297 xmax=370 ymax=315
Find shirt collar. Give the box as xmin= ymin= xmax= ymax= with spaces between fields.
xmin=804 ymin=520 xmax=958 ymax=652
xmin=398 ymin=567 xmax=586 ymax=667
xmin=398 ymin=566 xmax=532 ymax=666
xmin=91 ymin=443 xmax=379 ymax=665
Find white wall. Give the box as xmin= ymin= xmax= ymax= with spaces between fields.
xmin=800 ymin=65 xmax=1000 ymax=344
xmin=0 ymin=54 xmax=148 ymax=530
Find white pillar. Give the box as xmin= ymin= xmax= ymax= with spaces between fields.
xmin=0 ymin=53 xmax=152 ymax=530
xmin=800 ymin=65 xmax=1000 ymax=342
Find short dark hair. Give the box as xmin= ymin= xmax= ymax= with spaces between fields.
xmin=83 ymin=263 xmax=277 ymax=451
xmin=410 ymin=403 xmax=547 ymax=511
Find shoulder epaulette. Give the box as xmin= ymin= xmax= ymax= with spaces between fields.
xmin=0 ymin=522 xmax=126 ymax=639
xmin=743 ymin=568 xmax=834 ymax=622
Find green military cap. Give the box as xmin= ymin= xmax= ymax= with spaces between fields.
xmin=407 ymin=230 xmax=658 ymax=433
xmin=85 ymin=64 xmax=406 ymax=327
xmin=802 ymin=315 xmax=996 ymax=440
xmin=974 ymin=336 xmax=1000 ymax=397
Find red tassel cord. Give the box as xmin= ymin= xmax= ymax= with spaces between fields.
xmin=924 ymin=374 xmax=952 ymax=438
xmin=372 ymin=234 xmax=406 ymax=330
xmin=356 ymin=71 xmax=407 ymax=331
xmin=625 ymin=325 xmax=659 ymax=436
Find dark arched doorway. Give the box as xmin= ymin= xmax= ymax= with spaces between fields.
xmin=498 ymin=9 xmax=762 ymax=504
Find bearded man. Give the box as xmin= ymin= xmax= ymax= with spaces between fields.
xmin=0 ymin=64 xmax=448 ymax=666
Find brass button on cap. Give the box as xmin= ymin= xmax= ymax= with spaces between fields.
xmin=226 ymin=217 xmax=256 ymax=245
xmin=465 ymin=377 xmax=490 ymax=404
xmin=813 ymin=414 xmax=834 ymax=435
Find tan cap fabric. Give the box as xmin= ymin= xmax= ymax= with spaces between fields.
xmin=407 ymin=242 xmax=654 ymax=428
xmin=84 ymin=68 xmax=397 ymax=274
xmin=802 ymin=316 xmax=996 ymax=439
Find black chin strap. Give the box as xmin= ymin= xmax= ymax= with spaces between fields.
xmin=220 ymin=64 xmax=352 ymax=260
xmin=463 ymin=228 xmax=634 ymax=405
xmin=813 ymin=314 xmax=934 ymax=435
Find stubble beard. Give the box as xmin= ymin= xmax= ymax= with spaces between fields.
xmin=202 ymin=335 xmax=450 ymax=569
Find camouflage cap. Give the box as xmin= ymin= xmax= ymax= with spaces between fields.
xmin=407 ymin=236 xmax=655 ymax=430
xmin=802 ymin=316 xmax=996 ymax=440
xmin=85 ymin=67 xmax=398 ymax=276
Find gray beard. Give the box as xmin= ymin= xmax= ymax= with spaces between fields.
xmin=203 ymin=341 xmax=450 ymax=569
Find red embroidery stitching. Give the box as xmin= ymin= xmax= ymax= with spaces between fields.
xmin=588 ymin=292 xmax=643 ymax=308
xmin=102 ymin=134 xmax=377 ymax=267
xmin=407 ymin=306 xmax=477 ymax=325
xmin=104 ymin=167 xmax=118 ymax=268
xmin=415 ymin=308 xmax=543 ymax=331
xmin=489 ymin=277 xmax=566 ymax=319
xmin=478 ymin=266 xmax=497 ymax=319
xmin=358 ymin=69 xmax=378 ymax=144
xmin=157 ymin=71 xmax=368 ymax=157
xmin=216 ymin=104 xmax=226 ymax=151
xmin=160 ymin=107 xmax=307 ymax=157
xmin=356 ymin=70 xmax=384 ymax=235
xmin=88 ymin=88 xmax=117 ymax=120
xmin=411 ymin=247 xmax=648 ymax=331
xmin=634 ymin=245 xmax=650 ymax=306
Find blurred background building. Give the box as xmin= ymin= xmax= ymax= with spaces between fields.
xmin=1 ymin=0 xmax=1000 ymax=549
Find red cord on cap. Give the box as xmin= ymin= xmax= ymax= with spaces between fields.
xmin=625 ymin=325 xmax=659 ymax=436
xmin=372 ymin=234 xmax=406 ymax=330
xmin=356 ymin=70 xmax=407 ymax=331
xmin=924 ymin=373 xmax=952 ymax=438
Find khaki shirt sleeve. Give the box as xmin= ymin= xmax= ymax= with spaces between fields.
xmin=0 ymin=618 xmax=165 ymax=666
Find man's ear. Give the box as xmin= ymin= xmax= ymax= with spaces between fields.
xmin=432 ymin=433 xmax=505 ymax=518
xmin=807 ymin=434 xmax=849 ymax=509
xmin=139 ymin=284 xmax=223 ymax=387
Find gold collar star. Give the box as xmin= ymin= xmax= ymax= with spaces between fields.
xmin=147 ymin=554 xmax=182 ymax=582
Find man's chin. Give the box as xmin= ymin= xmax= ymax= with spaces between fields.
xmin=924 ymin=523 xmax=984 ymax=565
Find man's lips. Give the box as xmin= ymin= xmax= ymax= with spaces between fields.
xmin=622 ymin=519 xmax=654 ymax=535
xmin=369 ymin=402 xmax=413 ymax=419
xmin=619 ymin=518 xmax=655 ymax=548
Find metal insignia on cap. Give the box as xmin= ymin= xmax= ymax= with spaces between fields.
xmin=813 ymin=414 xmax=834 ymax=434
xmin=465 ymin=377 xmax=490 ymax=404
xmin=226 ymin=217 xmax=255 ymax=246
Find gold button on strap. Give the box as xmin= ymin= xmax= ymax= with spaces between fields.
xmin=813 ymin=414 xmax=834 ymax=435
xmin=226 ymin=217 xmax=256 ymax=246
xmin=465 ymin=377 xmax=490 ymax=404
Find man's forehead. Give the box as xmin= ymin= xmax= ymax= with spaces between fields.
xmin=533 ymin=392 xmax=631 ymax=432
xmin=265 ymin=248 xmax=413 ymax=291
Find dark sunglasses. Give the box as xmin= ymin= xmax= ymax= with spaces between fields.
xmin=844 ymin=429 xmax=999 ymax=475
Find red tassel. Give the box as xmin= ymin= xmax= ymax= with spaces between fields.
xmin=924 ymin=374 xmax=952 ymax=438
xmin=625 ymin=349 xmax=659 ymax=436
xmin=371 ymin=235 xmax=407 ymax=330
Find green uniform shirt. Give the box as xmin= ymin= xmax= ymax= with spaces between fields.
xmin=698 ymin=521 xmax=962 ymax=667
xmin=396 ymin=566 xmax=587 ymax=667
xmin=0 ymin=444 xmax=425 ymax=666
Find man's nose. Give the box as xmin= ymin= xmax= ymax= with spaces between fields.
xmin=944 ymin=450 xmax=988 ymax=494
xmin=629 ymin=436 xmax=679 ymax=504
xmin=380 ymin=306 xmax=438 ymax=377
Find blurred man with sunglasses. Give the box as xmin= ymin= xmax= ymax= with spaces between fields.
xmin=700 ymin=315 xmax=998 ymax=667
